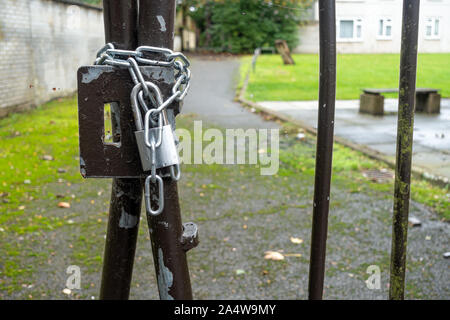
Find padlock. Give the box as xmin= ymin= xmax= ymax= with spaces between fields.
xmin=131 ymin=82 xmax=180 ymax=172
xmin=135 ymin=124 xmax=179 ymax=171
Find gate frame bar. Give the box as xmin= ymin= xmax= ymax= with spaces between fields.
xmin=99 ymin=0 xmax=142 ymax=300
xmin=389 ymin=0 xmax=420 ymax=300
xmin=138 ymin=0 xmax=194 ymax=300
xmin=99 ymin=0 xmax=193 ymax=300
xmin=307 ymin=0 xmax=337 ymax=300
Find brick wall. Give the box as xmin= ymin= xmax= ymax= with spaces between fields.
xmin=0 ymin=0 xmax=104 ymax=117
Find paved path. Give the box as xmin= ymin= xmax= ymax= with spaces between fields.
xmin=184 ymin=56 xmax=279 ymax=129
xmin=259 ymin=99 xmax=450 ymax=182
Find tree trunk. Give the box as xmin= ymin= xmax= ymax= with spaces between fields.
xmin=275 ymin=39 xmax=295 ymax=65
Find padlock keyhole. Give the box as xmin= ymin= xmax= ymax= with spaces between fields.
xmin=103 ymin=102 xmax=121 ymax=146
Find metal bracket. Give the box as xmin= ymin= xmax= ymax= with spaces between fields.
xmin=180 ymin=222 xmax=199 ymax=252
xmin=77 ymin=65 xmax=181 ymax=178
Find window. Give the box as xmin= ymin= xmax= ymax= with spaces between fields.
xmin=425 ymin=17 xmax=440 ymax=39
xmin=377 ymin=18 xmax=393 ymax=39
xmin=337 ymin=18 xmax=363 ymax=41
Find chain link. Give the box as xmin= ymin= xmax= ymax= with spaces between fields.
xmin=94 ymin=43 xmax=191 ymax=216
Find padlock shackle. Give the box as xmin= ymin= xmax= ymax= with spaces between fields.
xmin=130 ymin=81 xmax=164 ymax=131
xmin=131 ymin=83 xmax=144 ymax=131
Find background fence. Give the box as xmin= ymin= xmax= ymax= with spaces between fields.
xmin=0 ymin=0 xmax=104 ymax=118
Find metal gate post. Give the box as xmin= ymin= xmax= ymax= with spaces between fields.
xmin=308 ymin=0 xmax=336 ymax=300
xmin=138 ymin=0 xmax=194 ymax=300
xmin=389 ymin=0 xmax=420 ymax=300
xmin=99 ymin=0 xmax=142 ymax=300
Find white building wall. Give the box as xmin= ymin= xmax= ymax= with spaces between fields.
xmin=294 ymin=0 xmax=450 ymax=54
xmin=0 ymin=0 xmax=104 ymax=117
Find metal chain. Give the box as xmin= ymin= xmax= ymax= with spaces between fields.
xmin=94 ymin=43 xmax=191 ymax=216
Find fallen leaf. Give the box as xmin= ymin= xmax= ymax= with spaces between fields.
xmin=408 ymin=217 xmax=422 ymax=227
xmin=58 ymin=202 xmax=70 ymax=208
xmin=235 ymin=269 xmax=245 ymax=275
xmin=284 ymin=253 xmax=302 ymax=257
xmin=290 ymin=237 xmax=303 ymax=244
xmin=264 ymin=251 xmax=285 ymax=261
xmin=62 ymin=288 xmax=71 ymax=295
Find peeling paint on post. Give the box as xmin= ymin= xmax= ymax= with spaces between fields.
xmin=156 ymin=15 xmax=167 ymax=32
xmin=389 ymin=0 xmax=420 ymax=300
xmin=81 ymin=67 xmax=114 ymax=84
xmin=157 ymin=248 xmax=174 ymax=300
xmin=119 ymin=208 xmax=139 ymax=229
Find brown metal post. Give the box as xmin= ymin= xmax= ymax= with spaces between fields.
xmin=138 ymin=0 xmax=194 ymax=300
xmin=389 ymin=0 xmax=420 ymax=300
xmin=308 ymin=0 xmax=336 ymax=300
xmin=99 ymin=0 xmax=143 ymax=300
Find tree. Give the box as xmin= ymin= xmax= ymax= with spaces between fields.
xmin=185 ymin=0 xmax=313 ymax=53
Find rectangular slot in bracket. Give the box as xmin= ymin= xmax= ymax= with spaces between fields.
xmin=103 ymin=102 xmax=121 ymax=147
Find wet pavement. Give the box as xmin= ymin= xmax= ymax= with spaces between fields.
xmin=259 ymin=99 xmax=450 ymax=182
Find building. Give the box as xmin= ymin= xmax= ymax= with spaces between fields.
xmin=174 ymin=6 xmax=197 ymax=52
xmin=0 ymin=0 xmax=104 ymax=118
xmin=295 ymin=0 xmax=450 ymax=53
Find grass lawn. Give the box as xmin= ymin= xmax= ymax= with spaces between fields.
xmin=0 ymin=96 xmax=448 ymax=298
xmin=241 ymin=53 xmax=450 ymax=101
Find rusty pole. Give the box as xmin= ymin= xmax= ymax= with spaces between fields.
xmin=389 ymin=0 xmax=420 ymax=300
xmin=138 ymin=0 xmax=194 ymax=300
xmin=308 ymin=0 xmax=336 ymax=300
xmin=99 ymin=0 xmax=142 ymax=300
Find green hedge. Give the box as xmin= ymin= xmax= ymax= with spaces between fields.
xmin=188 ymin=0 xmax=312 ymax=53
